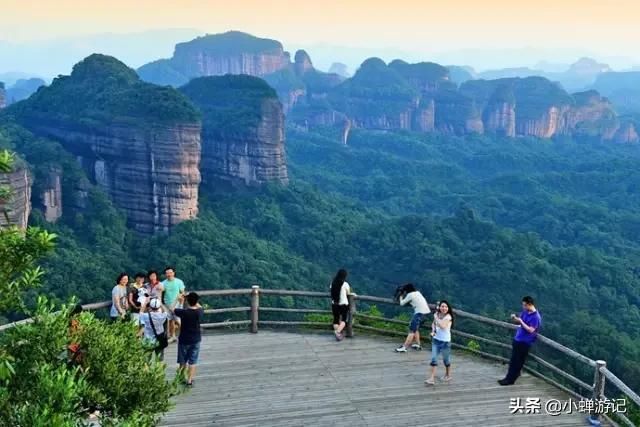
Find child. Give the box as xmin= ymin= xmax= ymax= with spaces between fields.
xmin=173 ymin=292 xmax=204 ymax=387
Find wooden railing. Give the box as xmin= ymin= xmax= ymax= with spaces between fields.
xmin=1 ymin=286 xmax=638 ymax=426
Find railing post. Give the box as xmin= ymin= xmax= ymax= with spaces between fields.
xmin=346 ymin=293 xmax=356 ymax=338
xmin=589 ymin=360 xmax=606 ymax=424
xmin=250 ymin=285 xmax=260 ymax=334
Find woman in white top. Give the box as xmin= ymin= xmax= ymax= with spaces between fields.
xmin=425 ymin=300 xmax=454 ymax=385
xmin=330 ymin=269 xmax=351 ymax=341
xmin=396 ymin=283 xmax=431 ymax=352
xmin=138 ymin=298 xmax=168 ymax=361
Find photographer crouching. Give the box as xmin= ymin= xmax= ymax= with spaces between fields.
xmin=394 ymin=283 xmax=431 ymax=352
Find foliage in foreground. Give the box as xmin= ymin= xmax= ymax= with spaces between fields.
xmin=0 ymin=299 xmax=176 ymax=426
xmin=0 ymin=148 xmax=176 ymax=426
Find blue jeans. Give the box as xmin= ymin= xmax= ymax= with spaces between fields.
xmin=177 ymin=342 xmax=200 ymax=365
xmin=430 ymin=338 xmax=451 ymax=367
xmin=409 ymin=313 xmax=425 ymax=333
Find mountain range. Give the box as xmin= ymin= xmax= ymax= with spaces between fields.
xmin=1 ymin=30 xmax=639 ymax=236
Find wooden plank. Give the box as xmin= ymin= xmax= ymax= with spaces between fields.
xmin=159 ymin=331 xmax=605 ymax=427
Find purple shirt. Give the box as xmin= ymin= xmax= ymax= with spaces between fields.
xmin=514 ymin=309 xmax=542 ymax=344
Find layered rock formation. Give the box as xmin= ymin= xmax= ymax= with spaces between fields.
xmin=328 ymin=58 xmax=418 ymax=131
xmin=0 ymin=159 xmax=31 ymax=229
xmin=40 ymin=166 xmax=63 ymax=223
xmin=0 ymin=83 xmax=5 ymax=109
xmin=180 ymin=75 xmax=288 ymax=188
xmin=325 ymin=58 xmax=482 ymax=136
xmin=294 ymin=50 xmax=314 ymax=76
xmin=482 ymin=84 xmax=516 ymax=137
xmin=138 ymin=31 xmax=290 ymax=86
xmin=613 ymin=120 xmax=640 ymax=144
xmin=11 ymin=54 xmax=202 ymax=233
xmin=564 ymin=91 xmax=618 ymax=139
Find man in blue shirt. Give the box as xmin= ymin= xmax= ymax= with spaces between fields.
xmin=499 ymin=296 xmax=542 ymax=386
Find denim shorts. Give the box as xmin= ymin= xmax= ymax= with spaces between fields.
xmin=177 ymin=342 xmax=200 ymax=365
xmin=430 ymin=338 xmax=451 ymax=367
xmin=409 ymin=313 xmax=425 ymax=333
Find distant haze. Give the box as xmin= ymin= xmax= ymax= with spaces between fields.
xmin=1 ymin=0 xmax=639 ymax=77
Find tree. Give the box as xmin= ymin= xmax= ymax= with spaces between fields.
xmin=0 ymin=149 xmax=176 ymax=426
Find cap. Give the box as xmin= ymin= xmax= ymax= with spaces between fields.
xmin=149 ymin=298 xmax=162 ymax=309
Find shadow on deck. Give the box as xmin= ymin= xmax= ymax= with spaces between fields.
xmin=160 ymin=331 xmax=595 ymax=427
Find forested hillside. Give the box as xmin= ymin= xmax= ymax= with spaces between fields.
xmin=2 ymin=114 xmax=639 ymax=390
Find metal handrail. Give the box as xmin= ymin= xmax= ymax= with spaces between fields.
xmin=2 ymin=286 xmax=637 ymax=424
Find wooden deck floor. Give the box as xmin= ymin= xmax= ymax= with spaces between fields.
xmin=160 ymin=331 xmax=594 ymax=427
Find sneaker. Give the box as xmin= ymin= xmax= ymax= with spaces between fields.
xmin=442 ymin=375 xmax=452 ymax=382
xmin=411 ymin=343 xmax=422 ymax=350
xmin=335 ymin=332 xmax=344 ymax=341
xmin=498 ymin=379 xmax=514 ymax=386
xmin=168 ymin=336 xmax=177 ymax=344
xmin=395 ymin=346 xmax=407 ymax=353
xmin=186 ymin=381 xmax=194 ymax=388
xmin=424 ymin=378 xmax=435 ymax=385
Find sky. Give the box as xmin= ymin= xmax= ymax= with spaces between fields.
xmin=1 ymin=0 xmax=639 ymax=76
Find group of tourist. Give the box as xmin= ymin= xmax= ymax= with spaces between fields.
xmin=105 ymin=266 xmax=541 ymax=389
xmin=109 ymin=267 xmax=204 ymax=387
xmin=329 ymin=269 xmax=542 ymax=387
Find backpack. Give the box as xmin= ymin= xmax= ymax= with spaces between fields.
xmin=148 ymin=312 xmax=168 ymax=350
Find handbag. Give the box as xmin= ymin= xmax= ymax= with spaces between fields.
xmin=148 ymin=312 xmax=168 ymax=350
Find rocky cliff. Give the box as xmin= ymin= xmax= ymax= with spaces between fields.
xmin=434 ymin=89 xmax=484 ymax=135
xmin=138 ymin=31 xmax=290 ymax=86
xmin=180 ymin=75 xmax=288 ymax=188
xmin=11 ymin=54 xmax=202 ymax=234
xmin=0 ymin=159 xmax=31 ymax=229
xmin=40 ymin=166 xmax=63 ymax=223
xmin=564 ymin=91 xmax=618 ymax=139
xmin=613 ymin=120 xmax=640 ymax=144
xmin=294 ymin=50 xmax=314 ymax=76
xmin=328 ymin=58 xmax=418 ymax=131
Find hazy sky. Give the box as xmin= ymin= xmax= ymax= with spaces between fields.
xmin=1 ymin=0 xmax=639 ymax=74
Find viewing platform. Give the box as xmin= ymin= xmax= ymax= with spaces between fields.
xmin=160 ymin=331 xmax=598 ymax=427
xmin=3 ymin=287 xmax=638 ymax=426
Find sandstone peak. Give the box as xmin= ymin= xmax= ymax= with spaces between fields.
xmin=10 ymin=55 xmax=203 ymax=234
xmin=180 ymin=75 xmax=288 ymax=188
xmin=71 ymin=54 xmax=139 ymax=84
xmin=294 ymin=50 xmax=314 ymax=75
xmin=175 ymin=31 xmax=284 ymax=55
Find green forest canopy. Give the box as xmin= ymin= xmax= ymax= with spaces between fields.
xmin=1 ymin=117 xmax=640 ymax=392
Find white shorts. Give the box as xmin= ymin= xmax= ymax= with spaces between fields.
xmin=131 ymin=312 xmax=141 ymax=324
xmin=164 ymin=305 xmax=181 ymax=322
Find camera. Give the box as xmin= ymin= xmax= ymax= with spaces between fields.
xmin=393 ymin=284 xmax=409 ymax=302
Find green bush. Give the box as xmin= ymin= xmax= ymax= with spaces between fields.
xmin=0 ymin=299 xmax=176 ymax=426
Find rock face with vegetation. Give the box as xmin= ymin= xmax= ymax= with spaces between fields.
xmin=0 ymin=83 xmax=5 ymax=109
xmin=0 ymin=157 xmax=31 ymax=229
xmin=138 ymin=31 xmax=290 ymax=86
xmin=613 ymin=119 xmax=640 ymax=144
xmin=180 ymin=75 xmax=288 ymax=188
xmin=564 ymin=90 xmax=618 ymax=139
xmin=10 ymin=54 xmax=202 ymax=233
xmin=39 ymin=166 xmax=63 ymax=222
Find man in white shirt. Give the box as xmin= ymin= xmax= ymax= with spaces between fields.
xmin=395 ymin=283 xmax=431 ymax=352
